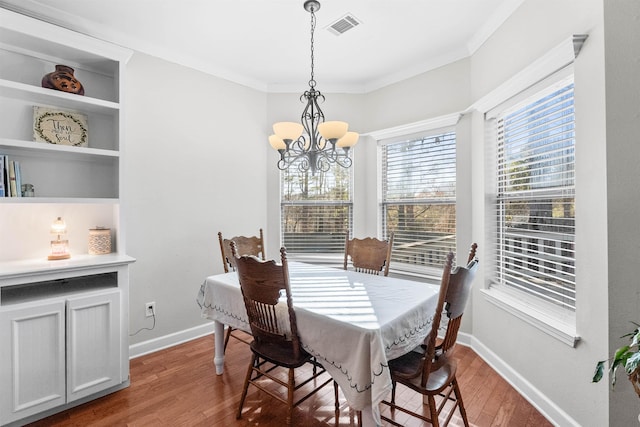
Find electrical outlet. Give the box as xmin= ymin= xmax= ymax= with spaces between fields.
xmin=145 ymin=302 xmax=155 ymax=317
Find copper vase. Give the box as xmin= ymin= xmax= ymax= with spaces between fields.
xmin=41 ymin=64 xmax=84 ymax=95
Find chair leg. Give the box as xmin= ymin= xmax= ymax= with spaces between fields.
xmin=390 ymin=379 xmax=397 ymax=404
xmin=287 ymin=367 xmax=295 ymax=426
xmin=236 ymin=353 xmax=256 ymax=420
xmin=428 ymin=395 xmax=440 ymax=427
xmin=224 ymin=326 xmax=233 ymax=351
xmin=334 ymin=381 xmax=339 ymax=413
xmin=453 ymin=378 xmax=470 ymax=427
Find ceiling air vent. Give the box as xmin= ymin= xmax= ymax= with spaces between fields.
xmin=326 ymin=13 xmax=361 ymax=36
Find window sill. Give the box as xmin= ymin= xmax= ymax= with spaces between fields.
xmin=481 ymin=288 xmax=580 ymax=347
xmin=288 ymin=253 xmax=343 ymax=267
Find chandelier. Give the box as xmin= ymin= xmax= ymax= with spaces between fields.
xmin=268 ymin=0 xmax=359 ymax=175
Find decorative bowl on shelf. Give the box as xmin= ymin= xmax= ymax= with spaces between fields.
xmin=41 ymin=64 xmax=84 ymax=95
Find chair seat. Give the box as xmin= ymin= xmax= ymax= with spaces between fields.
xmin=389 ymin=341 xmax=458 ymax=395
xmin=250 ymin=340 xmax=312 ymax=369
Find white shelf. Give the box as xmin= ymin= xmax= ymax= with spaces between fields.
xmin=0 ymin=78 xmax=120 ymax=114
xmin=0 ymin=138 xmax=119 ymax=159
xmin=0 ymin=197 xmax=119 ymax=204
xmin=0 ymin=254 xmax=136 ymax=282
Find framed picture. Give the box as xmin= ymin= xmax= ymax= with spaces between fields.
xmin=33 ymin=106 xmax=88 ymax=147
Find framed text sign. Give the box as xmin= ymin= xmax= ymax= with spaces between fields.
xmin=33 ymin=106 xmax=88 ymax=147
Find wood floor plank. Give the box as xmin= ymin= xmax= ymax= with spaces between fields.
xmin=26 ymin=335 xmax=553 ymax=426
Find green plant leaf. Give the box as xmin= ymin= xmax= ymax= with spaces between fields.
xmin=614 ymin=345 xmax=631 ymax=362
xmin=612 ymin=363 xmax=621 ymax=387
xmin=626 ymin=352 xmax=640 ymax=375
xmin=630 ymin=330 xmax=640 ymax=349
xmin=592 ymin=322 xmax=640 ymax=388
xmin=593 ymin=360 xmax=605 ymax=383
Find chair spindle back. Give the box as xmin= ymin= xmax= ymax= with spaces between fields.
xmin=231 ymin=243 xmax=302 ymax=359
xmin=343 ymin=232 xmax=394 ymax=276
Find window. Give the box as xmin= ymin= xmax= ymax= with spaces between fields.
xmin=491 ymin=79 xmax=576 ymax=311
xmin=280 ymin=162 xmax=352 ymax=259
xmin=381 ymin=131 xmax=456 ymax=276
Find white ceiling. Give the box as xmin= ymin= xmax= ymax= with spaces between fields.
xmin=0 ymin=0 xmax=523 ymax=93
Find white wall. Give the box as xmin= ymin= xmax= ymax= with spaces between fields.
xmin=363 ymin=58 xmax=471 ymax=133
xmin=123 ymin=53 xmax=268 ymax=347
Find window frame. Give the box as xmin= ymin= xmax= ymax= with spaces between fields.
xmin=379 ymin=128 xmax=457 ymax=279
xmin=481 ymin=64 xmax=579 ymax=347
xmin=279 ymin=157 xmax=354 ymax=264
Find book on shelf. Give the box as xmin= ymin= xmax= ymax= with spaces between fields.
xmin=0 ymin=154 xmax=5 ymax=197
xmin=0 ymin=156 xmax=26 ymax=197
xmin=14 ymin=160 xmax=21 ymax=197
xmin=4 ymin=155 xmax=10 ymax=197
xmin=8 ymin=159 xmax=17 ymax=197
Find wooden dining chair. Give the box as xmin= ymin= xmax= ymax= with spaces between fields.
xmin=436 ymin=243 xmax=478 ymax=355
xmin=343 ymin=232 xmax=394 ymax=276
xmin=380 ymin=244 xmax=479 ymax=427
xmin=218 ymin=229 xmax=265 ymax=273
xmin=231 ymin=243 xmax=337 ymax=426
xmin=217 ymin=229 xmax=265 ymax=350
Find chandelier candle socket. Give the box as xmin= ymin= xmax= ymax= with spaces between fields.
xmin=48 ymin=216 xmax=70 ymax=260
xmin=269 ymin=0 xmax=359 ymax=175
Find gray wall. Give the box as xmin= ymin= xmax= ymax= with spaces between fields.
xmin=604 ymin=0 xmax=640 ymax=424
xmin=120 ymin=0 xmax=638 ymax=425
xmin=124 ymin=52 xmax=268 ymax=346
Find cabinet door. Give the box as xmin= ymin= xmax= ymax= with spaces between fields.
xmin=66 ymin=289 xmax=121 ymax=402
xmin=0 ymin=300 xmax=66 ymax=425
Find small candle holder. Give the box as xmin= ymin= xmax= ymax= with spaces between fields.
xmin=88 ymin=227 xmax=111 ymax=255
xmin=48 ymin=217 xmax=70 ymax=260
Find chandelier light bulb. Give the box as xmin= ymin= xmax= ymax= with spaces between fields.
xmin=317 ymin=121 xmax=348 ymax=141
xmin=273 ymin=122 xmax=304 ymax=142
xmin=337 ymin=131 xmax=359 ymax=148
xmin=269 ymin=134 xmax=286 ymax=150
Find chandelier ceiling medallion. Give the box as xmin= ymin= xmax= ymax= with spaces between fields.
xmin=269 ymin=0 xmax=359 ymax=175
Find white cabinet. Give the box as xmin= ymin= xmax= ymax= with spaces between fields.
xmin=0 ymin=259 xmax=133 ymax=426
xmin=66 ymin=290 xmax=121 ymax=402
xmin=0 ymin=300 xmax=66 ymax=424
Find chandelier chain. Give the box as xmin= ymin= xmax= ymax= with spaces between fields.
xmin=309 ymin=5 xmax=316 ymax=88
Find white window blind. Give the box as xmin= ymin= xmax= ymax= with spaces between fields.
xmin=492 ymin=80 xmax=576 ymax=310
xmin=381 ymin=132 xmax=456 ymax=275
xmin=280 ymin=162 xmax=352 ymax=256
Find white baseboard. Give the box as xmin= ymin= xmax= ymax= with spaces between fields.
xmin=456 ymin=330 xmax=473 ymax=347
xmin=469 ymin=335 xmax=579 ymax=427
xmin=129 ymin=321 xmax=216 ymax=359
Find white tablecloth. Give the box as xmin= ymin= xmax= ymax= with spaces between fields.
xmin=197 ymin=262 xmax=440 ymax=420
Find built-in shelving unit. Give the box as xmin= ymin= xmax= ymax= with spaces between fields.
xmin=0 ymin=8 xmax=134 ymax=426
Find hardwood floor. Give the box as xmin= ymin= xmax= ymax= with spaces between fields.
xmin=27 ymin=334 xmax=552 ymax=427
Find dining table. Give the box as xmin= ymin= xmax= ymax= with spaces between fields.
xmin=196 ymin=261 xmax=441 ymax=426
